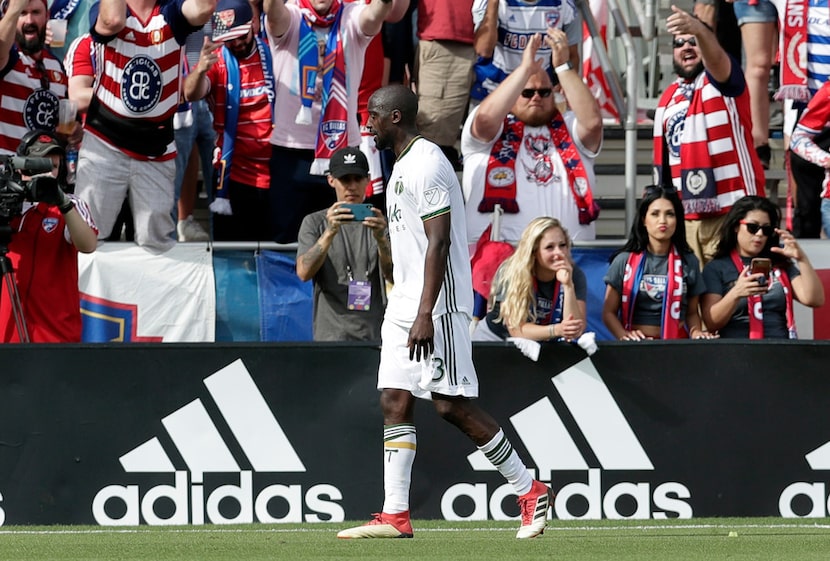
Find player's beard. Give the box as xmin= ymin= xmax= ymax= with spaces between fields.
xmin=17 ymin=25 xmax=46 ymax=56
xmin=673 ymin=60 xmax=703 ymax=81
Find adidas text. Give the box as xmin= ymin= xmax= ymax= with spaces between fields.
xmin=92 ymin=471 xmax=344 ymax=525
xmin=442 ymin=470 xmax=692 ymax=520
xmin=779 ymin=481 xmax=830 ymax=517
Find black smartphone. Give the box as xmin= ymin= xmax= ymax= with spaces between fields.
xmin=341 ymin=203 xmax=374 ymax=222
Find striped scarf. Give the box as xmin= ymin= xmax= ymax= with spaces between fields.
xmin=296 ymin=0 xmax=348 ymax=175
xmin=653 ymin=71 xmax=766 ymax=219
xmin=621 ymin=248 xmax=687 ymax=339
xmin=481 ymin=113 xmax=599 ymax=224
xmin=730 ymin=251 xmax=797 ymax=339
xmin=776 ymin=0 xmax=809 ymax=102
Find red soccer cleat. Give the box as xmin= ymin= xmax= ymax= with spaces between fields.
xmin=336 ymin=511 xmax=414 ymax=539
xmin=516 ymin=480 xmax=554 ymax=539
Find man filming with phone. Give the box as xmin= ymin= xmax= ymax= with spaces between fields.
xmin=0 ymin=130 xmax=97 ymax=343
xmin=296 ymin=146 xmax=393 ymax=341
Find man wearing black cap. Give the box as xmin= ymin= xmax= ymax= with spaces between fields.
xmin=184 ymin=0 xmax=275 ymax=241
xmin=0 ymin=130 xmax=98 ymax=343
xmin=296 ymin=146 xmax=392 ymax=341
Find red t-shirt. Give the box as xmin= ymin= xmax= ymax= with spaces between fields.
xmin=417 ymin=0 xmax=474 ymax=44
xmin=1 ymin=199 xmax=97 ymax=342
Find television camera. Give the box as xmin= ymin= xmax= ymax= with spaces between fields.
xmin=0 ymin=154 xmax=57 ymax=221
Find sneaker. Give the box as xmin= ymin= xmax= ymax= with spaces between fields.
xmin=336 ymin=511 xmax=414 ymax=539
xmin=177 ymin=215 xmax=209 ymax=242
xmin=516 ymin=480 xmax=554 ymax=539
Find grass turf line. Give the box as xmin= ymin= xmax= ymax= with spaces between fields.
xmin=0 ymin=518 xmax=829 ymax=561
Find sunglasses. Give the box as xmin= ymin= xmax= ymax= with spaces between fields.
xmin=520 ymin=88 xmax=553 ymax=99
xmin=740 ymin=220 xmax=775 ymax=237
xmin=672 ymin=37 xmax=697 ymax=49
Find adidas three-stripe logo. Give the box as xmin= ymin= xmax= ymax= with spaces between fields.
xmin=467 ymin=358 xmax=654 ymax=480
xmin=119 ymin=359 xmax=305 ymax=481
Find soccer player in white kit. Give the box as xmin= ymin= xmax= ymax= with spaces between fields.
xmin=337 ymin=85 xmax=553 ymax=540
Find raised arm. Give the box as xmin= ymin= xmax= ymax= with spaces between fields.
xmin=772 ymin=230 xmax=826 ymax=308
xmin=184 ymin=36 xmax=219 ymax=102
xmin=0 ymin=0 xmax=28 ymax=70
xmin=94 ymin=0 xmax=127 ymax=36
xmin=666 ymin=4 xmax=730 ymax=84
xmin=471 ymin=32 xmax=544 ymax=142
xmin=263 ymin=0 xmax=291 ymax=39
xmin=359 ymin=0 xmax=398 ymax=36
xmin=181 ymin=0 xmax=217 ymax=27
xmin=546 ymin=28 xmax=602 ymax=153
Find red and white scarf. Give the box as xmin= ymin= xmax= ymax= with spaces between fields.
xmin=653 ymin=76 xmax=765 ymax=219
xmin=776 ymin=0 xmax=810 ymax=102
xmin=621 ymin=247 xmax=687 ymax=339
xmin=480 ymin=113 xmax=600 ymax=224
xmin=730 ymin=251 xmax=797 ymax=339
xmin=297 ymin=0 xmax=349 ymax=175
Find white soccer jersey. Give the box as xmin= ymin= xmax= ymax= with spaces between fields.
xmin=385 ymin=137 xmax=473 ymax=324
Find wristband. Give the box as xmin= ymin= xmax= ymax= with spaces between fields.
xmin=554 ymin=61 xmax=573 ymax=74
xmin=59 ymin=199 xmax=74 ymax=214
xmin=549 ymin=324 xmax=556 ymax=340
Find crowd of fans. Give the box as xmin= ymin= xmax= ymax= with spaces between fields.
xmin=0 ymin=0 xmax=827 ymax=343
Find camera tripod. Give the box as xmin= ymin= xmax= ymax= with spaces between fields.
xmin=0 ymin=224 xmax=30 ymax=343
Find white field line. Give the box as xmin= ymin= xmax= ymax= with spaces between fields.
xmin=1 ymin=523 xmax=830 ymax=535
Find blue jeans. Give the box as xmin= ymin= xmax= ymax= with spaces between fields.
xmin=821 ymin=198 xmax=830 ymax=238
xmin=173 ymin=99 xmax=216 ymax=223
xmin=732 ymin=0 xmax=778 ymax=25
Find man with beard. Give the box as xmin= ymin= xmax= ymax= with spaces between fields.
xmin=184 ymin=0 xmax=275 ymax=240
xmin=0 ymin=0 xmax=69 ymax=154
xmin=461 ymin=28 xmax=603 ymax=248
xmin=653 ymin=5 xmax=765 ymax=267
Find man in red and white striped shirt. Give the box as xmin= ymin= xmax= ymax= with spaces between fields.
xmin=0 ymin=0 xmax=69 ymax=155
xmin=75 ymin=0 xmax=215 ymax=253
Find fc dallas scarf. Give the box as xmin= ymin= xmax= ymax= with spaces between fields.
xmin=621 ymin=248 xmax=687 ymax=339
xmin=296 ymin=0 xmax=349 ymax=175
xmin=481 ymin=113 xmax=600 ymax=224
xmin=776 ymin=0 xmax=809 ymax=102
xmin=730 ymin=251 xmax=797 ymax=339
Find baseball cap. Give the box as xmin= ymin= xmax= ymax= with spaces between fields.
xmin=327 ymin=147 xmax=370 ymax=179
xmin=212 ymin=0 xmax=253 ymax=42
xmin=24 ymin=133 xmax=64 ymax=157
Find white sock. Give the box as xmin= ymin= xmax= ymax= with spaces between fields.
xmin=478 ymin=428 xmax=533 ymax=496
xmin=382 ymin=423 xmax=416 ymax=514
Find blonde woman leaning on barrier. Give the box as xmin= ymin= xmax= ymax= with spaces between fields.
xmin=473 ymin=217 xmax=586 ymax=342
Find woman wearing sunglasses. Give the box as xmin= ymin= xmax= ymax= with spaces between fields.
xmin=603 ymin=185 xmax=713 ymax=341
xmin=700 ymin=196 xmax=824 ymax=338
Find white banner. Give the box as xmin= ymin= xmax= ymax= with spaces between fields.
xmin=78 ymin=243 xmax=215 ymax=342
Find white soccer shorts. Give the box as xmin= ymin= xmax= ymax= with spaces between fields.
xmin=378 ymin=312 xmax=479 ymax=399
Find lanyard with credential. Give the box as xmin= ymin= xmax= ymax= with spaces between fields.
xmin=340 ymin=225 xmax=372 ymax=311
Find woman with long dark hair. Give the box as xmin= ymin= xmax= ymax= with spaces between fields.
xmin=602 ymin=185 xmax=714 ymax=340
xmin=701 ymin=196 xmax=824 ymax=338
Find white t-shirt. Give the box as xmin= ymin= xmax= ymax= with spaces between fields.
xmin=266 ymin=3 xmax=372 ymax=149
xmin=461 ymin=106 xmax=599 ymax=249
xmin=385 ymin=137 xmax=473 ymax=324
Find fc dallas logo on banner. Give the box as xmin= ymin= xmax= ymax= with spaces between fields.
xmin=582 ymin=0 xmax=619 ymax=122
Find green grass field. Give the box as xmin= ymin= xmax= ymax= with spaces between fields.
xmin=2 ymin=518 xmax=830 ymax=561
